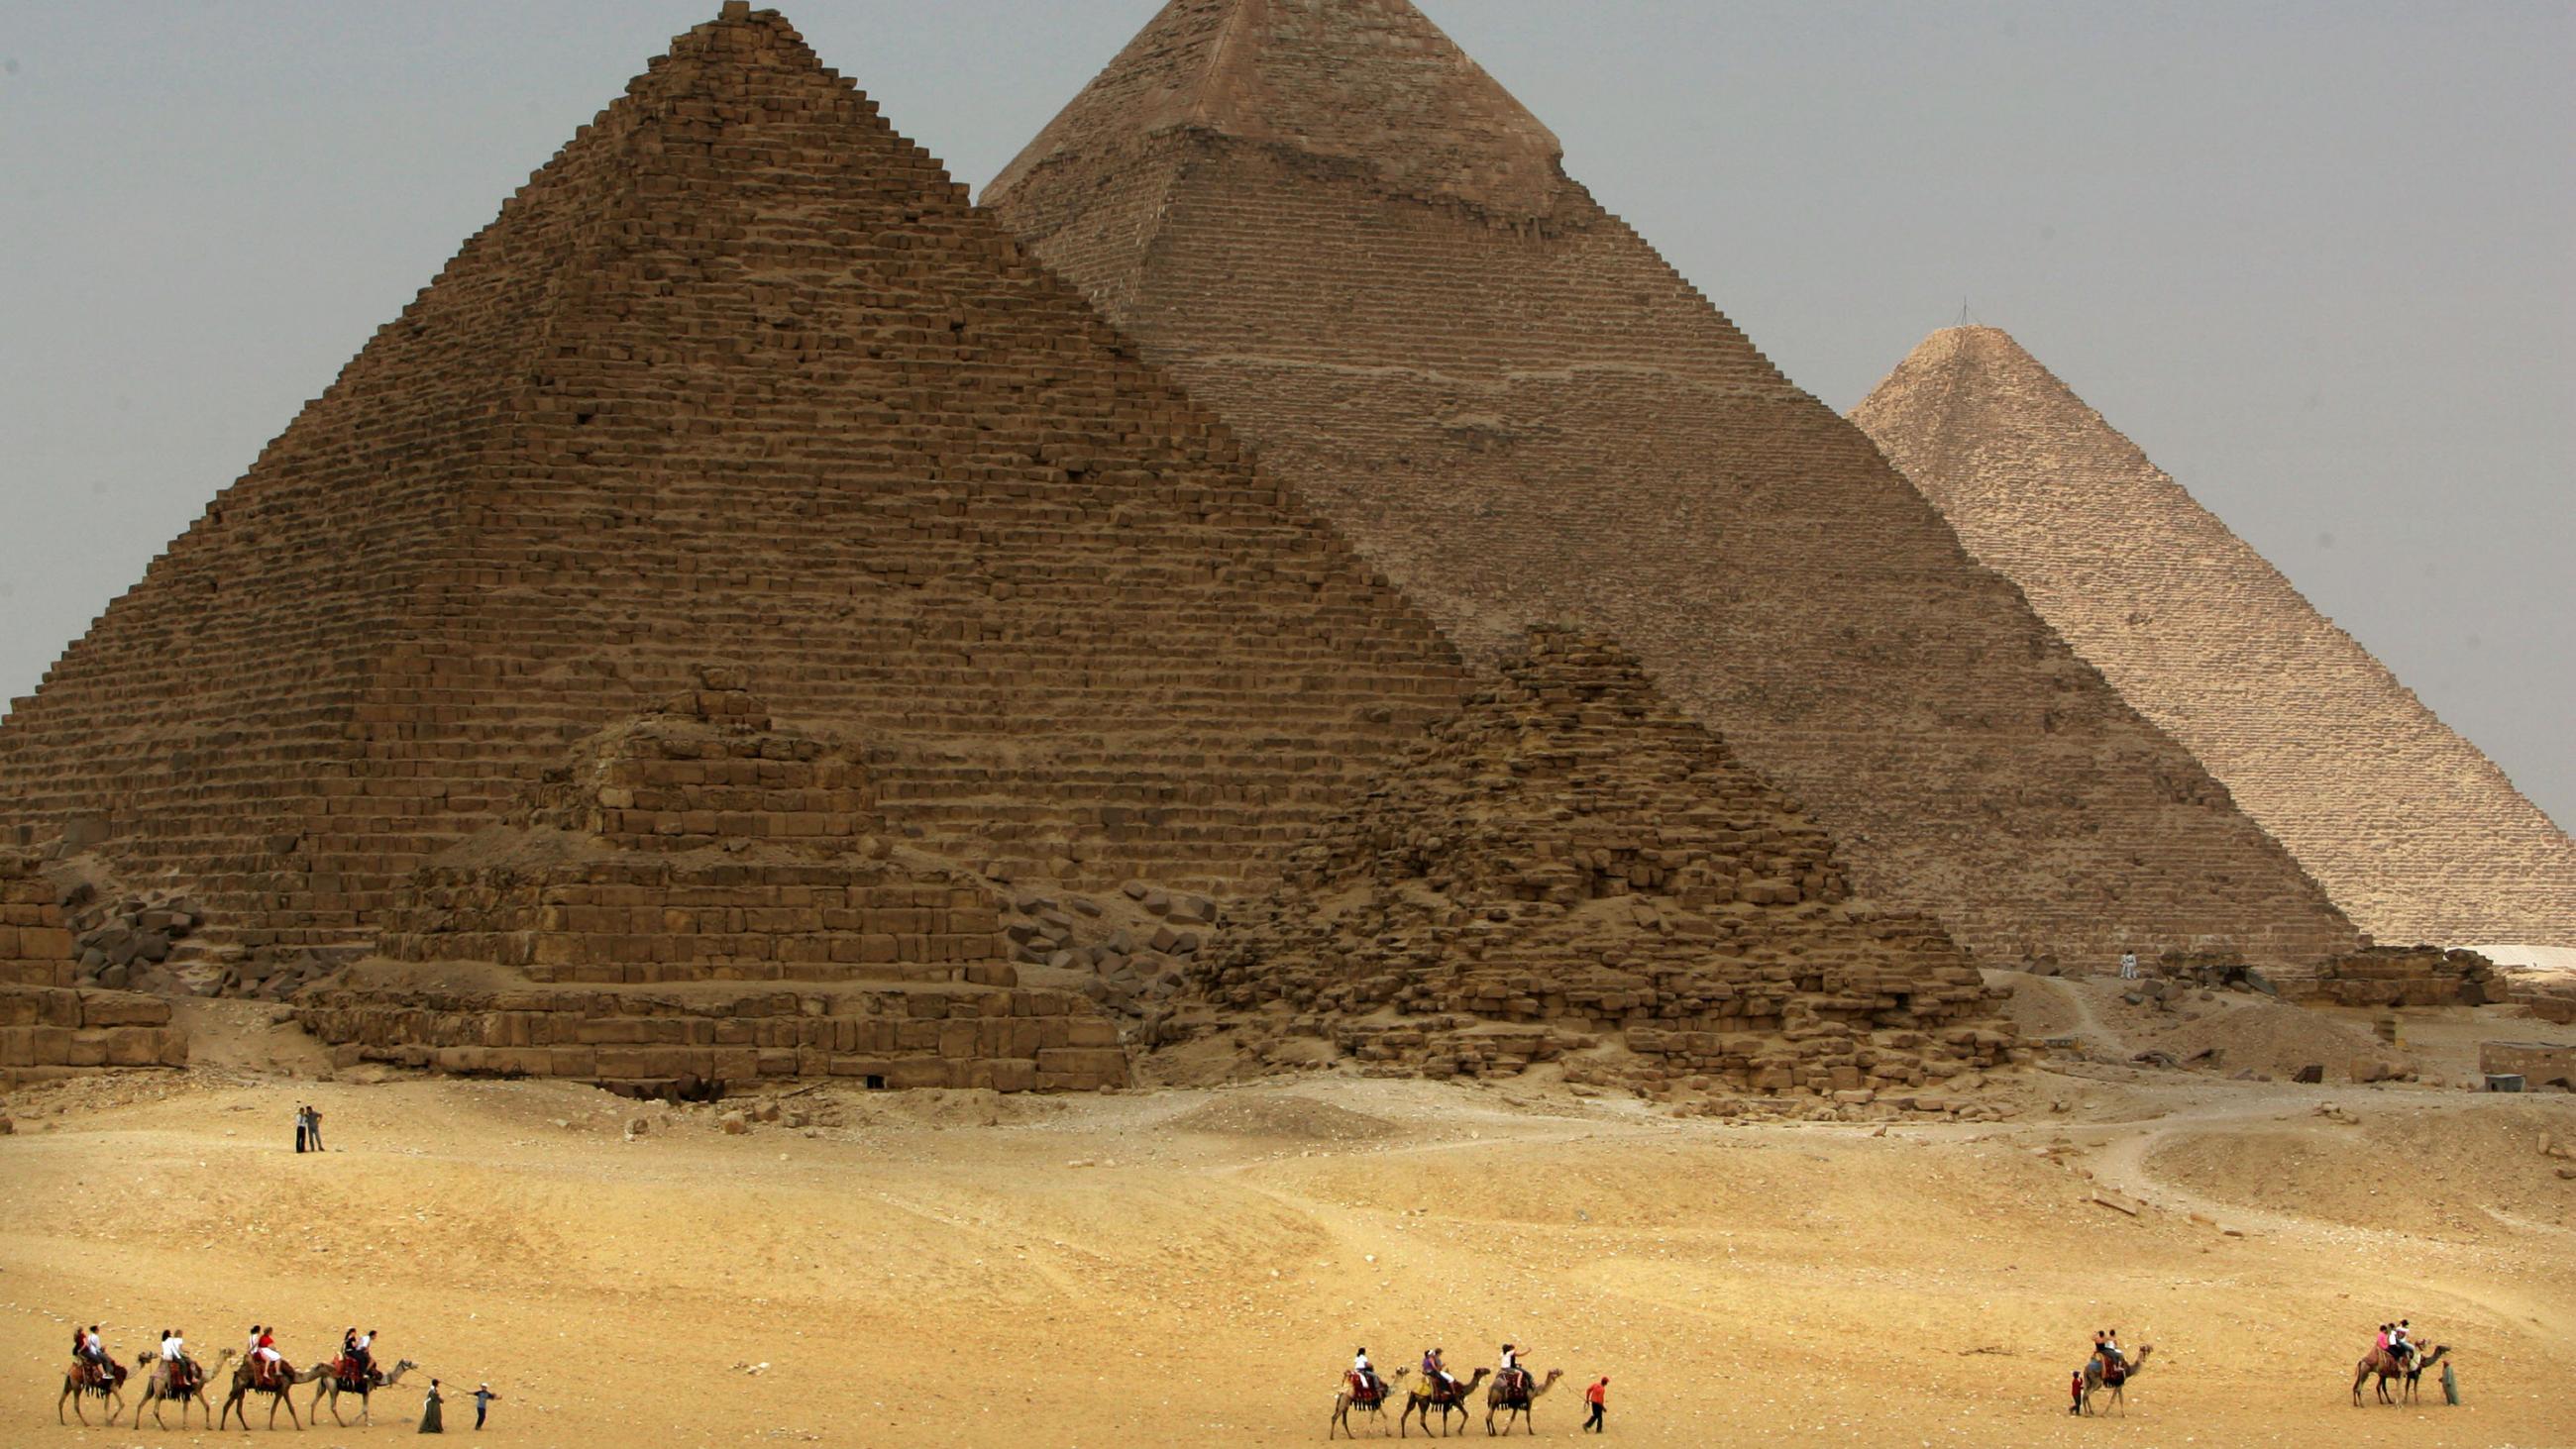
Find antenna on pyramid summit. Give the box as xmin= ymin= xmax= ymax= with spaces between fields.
xmin=1957 ymin=298 xmax=1977 ymax=328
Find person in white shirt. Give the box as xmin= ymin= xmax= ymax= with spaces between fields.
xmin=2119 ymin=951 xmax=2139 ymax=980
xmin=162 ymin=1330 xmax=186 ymax=1364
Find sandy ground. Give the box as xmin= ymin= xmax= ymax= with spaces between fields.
xmin=5 ymin=986 xmax=2573 ymax=1449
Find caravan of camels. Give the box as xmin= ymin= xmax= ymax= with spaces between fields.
xmin=56 ymin=1324 xmax=417 ymax=1431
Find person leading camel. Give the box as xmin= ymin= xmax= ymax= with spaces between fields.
xmin=1583 ymin=1376 xmax=1608 ymax=1432
xmin=420 ymin=1376 xmax=445 ymax=1433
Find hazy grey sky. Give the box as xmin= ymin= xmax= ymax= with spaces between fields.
xmin=3 ymin=2 xmax=2567 ymax=826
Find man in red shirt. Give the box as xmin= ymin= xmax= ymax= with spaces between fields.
xmin=1583 ymin=1376 xmax=1608 ymax=1432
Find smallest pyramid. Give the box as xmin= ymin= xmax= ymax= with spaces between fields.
xmin=1196 ymin=628 xmax=2016 ymax=1110
xmin=1853 ymin=326 xmax=2576 ymax=949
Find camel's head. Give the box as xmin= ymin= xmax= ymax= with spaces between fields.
xmin=1542 ymin=1368 xmax=1564 ymax=1385
xmin=1468 ymin=1367 xmax=1492 ymax=1385
xmin=393 ymin=1358 xmax=418 ymax=1373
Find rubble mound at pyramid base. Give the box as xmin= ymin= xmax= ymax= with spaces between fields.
xmin=0 ymin=853 xmax=189 ymax=1087
xmin=294 ymin=673 xmax=1127 ymax=1095
xmin=1186 ymin=630 xmax=2019 ymax=1110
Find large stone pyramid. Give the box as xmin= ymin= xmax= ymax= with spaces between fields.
xmin=1853 ymin=326 xmax=2576 ymax=948
xmin=985 ymin=0 xmax=2357 ymax=969
xmin=0 ymin=4 xmax=1465 ymax=978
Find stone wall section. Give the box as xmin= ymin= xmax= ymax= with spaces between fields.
xmin=296 ymin=983 xmax=1121 ymax=1097
xmin=1197 ymin=629 xmax=2017 ymax=1108
xmin=1852 ymin=326 xmax=2574 ymax=947
xmin=0 ymin=6 xmax=1465 ymax=982
xmin=985 ymin=0 xmax=2359 ymax=972
xmin=0 ymin=854 xmax=188 ymax=1084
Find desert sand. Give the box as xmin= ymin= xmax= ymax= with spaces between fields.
xmin=6 ymin=982 xmax=2572 ymax=1448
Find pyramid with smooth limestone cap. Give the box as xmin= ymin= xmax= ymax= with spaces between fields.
xmin=986 ymin=0 xmax=2359 ymax=970
xmin=1853 ymin=325 xmax=2575 ymax=949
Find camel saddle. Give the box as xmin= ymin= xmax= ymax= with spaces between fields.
xmin=333 ymin=1355 xmax=379 ymax=1385
xmin=256 ymin=1357 xmax=295 ymax=1389
xmin=169 ymin=1360 xmax=200 ymax=1396
xmin=1346 ymin=1371 xmax=1384 ymax=1407
xmin=1497 ymin=1369 xmax=1532 ymax=1405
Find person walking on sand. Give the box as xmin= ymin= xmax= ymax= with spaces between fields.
xmin=1582 ymin=1376 xmax=1608 ymax=1432
xmin=420 ymin=1377 xmax=444 ymax=1433
xmin=473 ymin=1383 xmax=498 ymax=1430
xmin=2068 ymin=1368 xmax=2085 ymax=1414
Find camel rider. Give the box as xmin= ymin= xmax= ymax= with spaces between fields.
xmin=1500 ymin=1342 xmax=1526 ymax=1397
xmin=1423 ymin=1346 xmax=1456 ymax=1395
xmin=255 ymin=1325 xmax=284 ymax=1387
xmin=164 ymin=1328 xmax=192 ymax=1392
xmin=2391 ymin=1319 xmax=2415 ymax=1369
xmin=1352 ymin=1347 xmax=1382 ymax=1399
xmin=2102 ymin=1329 xmax=2126 ymax=1373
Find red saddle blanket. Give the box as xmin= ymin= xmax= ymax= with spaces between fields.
xmin=255 ymin=1359 xmax=296 ymax=1389
xmin=1345 ymin=1372 xmax=1384 ymax=1406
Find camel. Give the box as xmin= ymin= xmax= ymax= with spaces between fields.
xmin=2353 ymin=1344 xmax=2449 ymax=1406
xmin=1331 ymin=1365 xmax=1412 ymax=1439
xmin=2080 ymin=1345 xmax=2153 ymax=1416
xmin=55 ymin=1354 xmax=127 ymax=1426
xmin=1401 ymin=1366 xmax=1490 ymax=1437
xmin=219 ymin=1354 xmax=325 ymax=1430
xmin=311 ymin=1355 xmax=418 ymax=1427
xmin=1485 ymin=1367 xmax=1562 ymax=1436
xmin=132 ymin=1346 xmax=235 ymax=1429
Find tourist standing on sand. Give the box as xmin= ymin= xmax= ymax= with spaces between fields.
xmin=2119 ymin=951 xmax=2139 ymax=980
xmin=295 ymin=1104 xmax=309 ymax=1153
xmin=1582 ymin=1376 xmax=1607 ymax=1432
xmin=420 ymin=1377 xmax=444 ymax=1433
xmin=473 ymin=1382 xmax=499 ymax=1430
xmin=307 ymin=1102 xmax=326 ymax=1152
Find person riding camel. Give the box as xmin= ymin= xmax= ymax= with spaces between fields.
xmin=2102 ymin=1329 xmax=2126 ymax=1374
xmin=164 ymin=1328 xmax=194 ymax=1395
xmin=254 ymin=1325 xmax=284 ymax=1388
xmin=1499 ymin=1342 xmax=1527 ymax=1398
xmin=1422 ymin=1346 xmax=1456 ymax=1396
xmin=2390 ymin=1319 xmax=2415 ymax=1370
xmin=1351 ymin=1347 xmax=1382 ymax=1402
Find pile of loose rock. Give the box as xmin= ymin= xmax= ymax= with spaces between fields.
xmin=997 ymin=880 xmax=1217 ymax=1013
xmin=63 ymin=886 xmax=197 ymax=990
xmin=1190 ymin=629 xmax=2018 ymax=1109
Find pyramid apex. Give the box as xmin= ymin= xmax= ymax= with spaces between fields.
xmin=990 ymin=0 xmax=1568 ymax=218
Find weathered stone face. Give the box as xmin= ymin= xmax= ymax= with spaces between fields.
xmin=1201 ymin=628 xmax=2018 ymax=1104
xmin=985 ymin=0 xmax=2359 ymax=972
xmin=0 ymin=6 xmax=1463 ymax=982
xmin=303 ymin=674 xmax=1129 ymax=1094
xmin=0 ymin=854 xmax=188 ymax=1084
xmin=1853 ymin=325 xmax=2575 ymax=950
